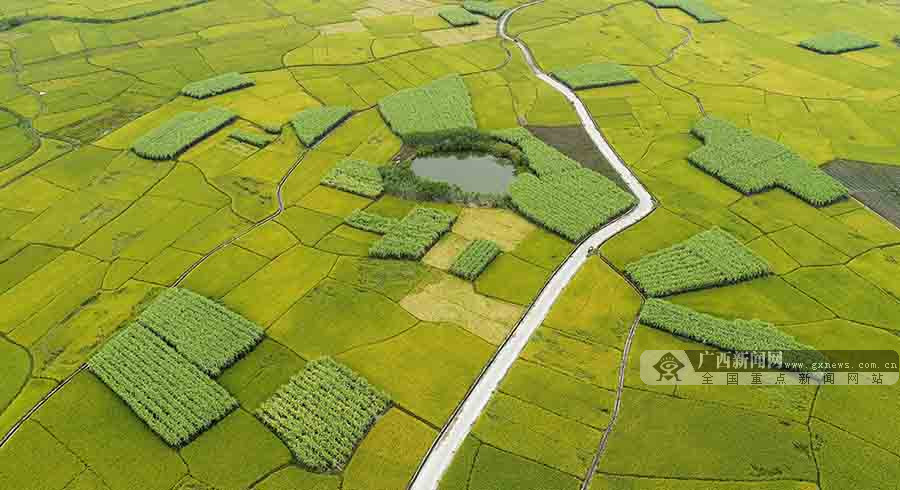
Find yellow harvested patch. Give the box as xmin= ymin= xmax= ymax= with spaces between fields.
xmin=353 ymin=8 xmax=384 ymax=19
xmin=423 ymin=21 xmax=498 ymax=47
xmin=452 ymin=208 xmax=536 ymax=251
xmin=368 ymin=0 xmax=439 ymax=14
xmin=319 ymin=21 xmax=367 ymax=34
xmin=423 ymin=233 xmax=471 ymax=270
xmin=199 ymin=16 xmax=296 ymax=40
xmin=400 ymin=274 xmax=522 ymax=344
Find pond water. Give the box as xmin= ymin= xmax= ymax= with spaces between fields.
xmin=410 ymin=153 xmax=516 ymax=194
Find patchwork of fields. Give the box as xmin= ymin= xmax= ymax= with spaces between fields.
xmin=1 ymin=0 xmax=899 ymax=489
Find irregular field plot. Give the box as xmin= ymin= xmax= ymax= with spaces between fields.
xmin=823 ymin=159 xmax=900 ymax=227
xmin=87 ymin=324 xmax=238 ymax=446
xmin=624 ymin=227 xmax=770 ymax=297
xmin=321 ymin=159 xmax=384 ymax=198
xmin=377 ymin=75 xmax=477 ymax=143
xmin=645 ymin=0 xmax=726 ymax=22
xmin=798 ymin=32 xmax=879 ymax=54
xmin=552 ymin=63 xmax=637 ymax=90
xmin=449 ymin=239 xmax=500 ymax=280
xmin=230 ymin=130 xmax=276 ymax=148
xmin=370 ymin=207 xmax=456 ymax=260
xmin=345 ymin=209 xmax=398 ymax=234
xmin=439 ymin=7 xmax=480 ymax=27
xmin=292 ymin=106 xmax=353 ymax=147
xmin=132 ymin=107 xmax=237 ymax=160
xmin=255 ymin=357 xmax=390 ymax=472
xmin=181 ymin=72 xmax=254 ymax=99
xmin=463 ymin=1 xmax=508 ymax=19
xmin=137 ymin=287 xmax=264 ymax=376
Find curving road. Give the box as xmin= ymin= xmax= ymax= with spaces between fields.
xmin=407 ymin=2 xmax=655 ymax=489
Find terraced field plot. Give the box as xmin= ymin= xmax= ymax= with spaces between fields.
xmin=1 ymin=0 xmax=899 ymax=489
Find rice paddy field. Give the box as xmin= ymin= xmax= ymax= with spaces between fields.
xmin=1 ymin=0 xmax=899 ymax=489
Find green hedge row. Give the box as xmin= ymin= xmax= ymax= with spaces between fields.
xmin=321 ymin=159 xmax=384 ymax=198
xmin=255 ymin=358 xmax=390 ymax=471
xmin=132 ymin=107 xmax=236 ymax=160
xmin=344 ymin=210 xmax=398 ymax=234
xmin=370 ymin=207 xmax=456 ymax=260
xmin=450 ymin=239 xmax=500 ymax=280
xmin=88 ymin=324 xmax=238 ymax=446
xmin=799 ymin=32 xmax=879 ymax=54
xmin=689 ymin=117 xmax=848 ymax=206
xmin=137 ymin=288 xmax=264 ymax=377
xmin=229 ymin=130 xmax=276 ymax=148
xmin=181 ymin=72 xmax=254 ymax=99
xmin=462 ymin=1 xmax=508 ymax=19
xmin=624 ymin=227 xmax=771 ymax=297
xmin=439 ymin=6 xmax=480 ymax=26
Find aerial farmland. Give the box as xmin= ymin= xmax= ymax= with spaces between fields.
xmin=0 ymin=0 xmax=899 ymax=489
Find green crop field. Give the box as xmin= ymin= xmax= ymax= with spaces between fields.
xmin=1 ymin=0 xmax=899 ymax=488
xmin=255 ymin=357 xmax=390 ymax=472
xmin=552 ymin=63 xmax=638 ymax=90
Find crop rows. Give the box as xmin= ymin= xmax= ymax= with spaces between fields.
xmin=377 ymin=75 xmax=478 ymax=144
xmin=321 ymin=159 xmax=384 ymax=198
xmin=689 ymin=117 xmax=848 ymax=206
xmin=291 ymin=106 xmax=353 ymax=146
xmin=229 ymin=130 xmax=276 ymax=148
xmin=552 ymin=62 xmax=637 ymax=90
xmin=640 ymin=298 xmax=817 ymax=353
xmin=624 ymin=228 xmax=771 ymax=297
xmin=255 ymin=358 xmax=390 ymax=472
xmin=137 ymin=288 xmax=264 ymax=377
xmin=344 ymin=210 xmax=398 ymax=234
xmin=450 ymin=239 xmax=500 ymax=280
xmin=132 ymin=107 xmax=236 ymax=160
xmin=88 ymin=324 xmax=238 ymax=447
xmin=370 ymin=207 xmax=456 ymax=260
xmin=509 ymin=169 xmax=636 ymax=242
xmin=799 ymin=32 xmax=879 ymax=54
xmin=462 ymin=1 xmax=508 ymax=19
xmin=492 ymin=127 xmax=580 ymax=176
xmin=645 ymin=0 xmax=726 ymax=22
xmin=439 ymin=6 xmax=480 ymax=26
xmin=181 ymin=72 xmax=254 ymax=99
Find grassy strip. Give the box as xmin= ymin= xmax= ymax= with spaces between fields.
xmin=321 ymin=159 xmax=384 ymax=198
xmin=640 ymin=298 xmax=817 ymax=353
xmin=291 ymin=106 xmax=353 ymax=147
xmin=370 ymin=207 xmax=456 ymax=260
xmin=510 ymin=168 xmax=636 ymax=242
xmin=689 ymin=117 xmax=848 ymax=206
xmin=255 ymin=358 xmax=390 ymax=471
xmin=132 ymin=107 xmax=236 ymax=160
xmin=0 ymin=0 xmax=210 ymax=31
xmin=462 ymin=1 xmax=508 ymax=19
xmin=229 ymin=130 xmax=276 ymax=148
xmin=181 ymin=72 xmax=254 ymax=99
xmin=378 ymin=75 xmax=478 ymax=144
xmin=491 ymin=127 xmax=580 ymax=176
xmin=344 ymin=210 xmax=398 ymax=234
xmin=137 ymin=288 xmax=264 ymax=377
xmin=439 ymin=7 xmax=480 ymax=26
xmin=88 ymin=324 xmax=237 ymax=446
xmin=798 ymin=32 xmax=879 ymax=54
xmin=645 ymin=0 xmax=726 ymax=22
xmin=552 ymin=62 xmax=637 ymax=90
xmin=624 ymin=227 xmax=770 ymax=297
xmin=450 ymin=239 xmax=500 ymax=280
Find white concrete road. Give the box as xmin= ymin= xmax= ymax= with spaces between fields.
xmin=407 ymin=3 xmax=655 ymax=489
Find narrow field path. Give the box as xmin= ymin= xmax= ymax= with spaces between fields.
xmin=407 ymin=2 xmax=655 ymax=489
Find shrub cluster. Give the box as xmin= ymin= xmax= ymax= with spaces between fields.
xmin=798 ymin=32 xmax=879 ymax=54
xmin=689 ymin=117 xmax=848 ymax=206
xmin=552 ymin=62 xmax=638 ymax=90
xmin=321 ymin=159 xmax=384 ymax=198
xmin=439 ymin=7 xmax=480 ymax=26
xmin=624 ymin=227 xmax=771 ymax=297
xmin=509 ymin=168 xmax=636 ymax=242
xmin=640 ymin=298 xmax=818 ymax=353
xmin=450 ymin=239 xmax=500 ymax=280
xmin=181 ymin=72 xmax=254 ymax=99
xmin=344 ymin=210 xmax=398 ymax=234
xmin=230 ymin=130 xmax=276 ymax=148
xmin=88 ymin=324 xmax=238 ymax=446
xmin=645 ymin=0 xmax=726 ymax=22
xmin=291 ymin=106 xmax=353 ymax=146
xmin=132 ymin=107 xmax=236 ymax=160
xmin=255 ymin=358 xmax=390 ymax=472
xmin=377 ymin=75 xmax=478 ymax=144
xmin=137 ymin=288 xmax=264 ymax=377
xmin=462 ymin=1 xmax=508 ymax=19
xmin=370 ymin=207 xmax=456 ymax=260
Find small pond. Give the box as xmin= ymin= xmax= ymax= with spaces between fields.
xmin=410 ymin=153 xmax=516 ymax=194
